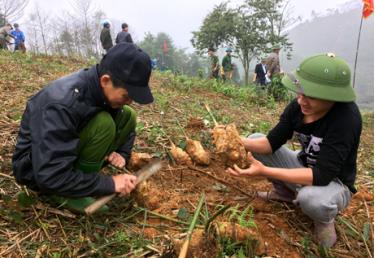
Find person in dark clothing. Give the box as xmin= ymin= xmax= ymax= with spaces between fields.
xmin=100 ymin=21 xmax=113 ymax=52
xmin=253 ymin=53 xmax=269 ymax=88
xmin=12 ymin=43 xmax=154 ymax=213
xmin=226 ymin=53 xmax=362 ymax=248
xmin=208 ymin=47 xmax=219 ymax=79
xmin=222 ymin=47 xmax=233 ymax=81
xmin=115 ymin=23 xmax=133 ymax=44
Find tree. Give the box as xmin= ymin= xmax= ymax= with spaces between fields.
xmin=138 ymin=32 xmax=207 ymax=76
xmin=138 ymin=32 xmax=175 ymax=70
xmin=191 ymin=3 xmax=235 ymax=54
xmin=0 ymin=0 xmax=29 ymax=24
xmin=26 ymin=5 xmax=50 ymax=54
xmin=70 ymin=0 xmax=96 ymax=57
xmin=192 ymin=0 xmax=294 ymax=85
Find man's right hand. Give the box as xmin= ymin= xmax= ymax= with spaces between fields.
xmin=112 ymin=174 xmax=137 ymax=196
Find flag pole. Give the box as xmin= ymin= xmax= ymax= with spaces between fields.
xmin=352 ymin=13 xmax=364 ymax=89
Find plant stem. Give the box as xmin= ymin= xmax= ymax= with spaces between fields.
xmin=204 ymin=204 xmax=230 ymax=232
xmin=179 ymin=193 xmax=205 ymax=258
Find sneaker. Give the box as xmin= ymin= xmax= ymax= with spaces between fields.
xmin=256 ymin=190 xmax=294 ymax=203
xmin=313 ymin=221 xmax=337 ymax=248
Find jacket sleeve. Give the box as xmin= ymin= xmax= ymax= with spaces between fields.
xmin=31 ymin=104 xmax=115 ymax=198
xmin=126 ymin=34 xmax=133 ymax=43
xmin=117 ymin=131 xmax=136 ymax=164
xmin=266 ymin=101 xmax=295 ymax=152
xmin=115 ymin=33 xmax=119 ymax=44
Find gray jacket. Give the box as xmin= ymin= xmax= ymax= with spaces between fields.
xmin=115 ymin=31 xmax=133 ymax=44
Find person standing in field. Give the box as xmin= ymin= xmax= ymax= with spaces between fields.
xmin=115 ymin=23 xmax=133 ymax=44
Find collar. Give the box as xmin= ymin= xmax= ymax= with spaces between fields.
xmin=82 ymin=65 xmax=107 ymax=108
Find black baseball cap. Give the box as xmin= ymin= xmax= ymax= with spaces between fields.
xmin=99 ymin=43 xmax=153 ymax=104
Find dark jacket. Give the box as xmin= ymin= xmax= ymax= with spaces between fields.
xmin=115 ymin=31 xmax=133 ymax=44
xmin=254 ymin=63 xmax=267 ymax=85
xmin=100 ymin=27 xmax=113 ymax=50
xmin=12 ymin=66 xmax=135 ymax=198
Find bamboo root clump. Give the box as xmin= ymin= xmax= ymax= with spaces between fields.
xmin=186 ymin=139 xmax=210 ymax=166
xmin=212 ymin=123 xmax=249 ymax=169
xmin=128 ymin=152 xmax=152 ymax=170
xmin=170 ymin=143 xmax=193 ymax=165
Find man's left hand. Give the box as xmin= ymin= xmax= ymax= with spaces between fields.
xmin=107 ymin=152 xmax=126 ymax=168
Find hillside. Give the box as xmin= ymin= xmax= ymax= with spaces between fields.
xmin=0 ymin=52 xmax=373 ymax=257
xmin=282 ymin=6 xmax=374 ymax=109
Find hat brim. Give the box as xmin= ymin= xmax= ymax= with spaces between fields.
xmin=125 ymin=83 xmax=154 ymax=104
xmin=281 ymin=71 xmax=356 ymax=102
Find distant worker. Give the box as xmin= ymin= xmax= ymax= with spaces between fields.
xmin=100 ymin=21 xmax=113 ymax=53
xmin=222 ymin=47 xmax=233 ymax=82
xmin=115 ymin=23 xmax=133 ymax=44
xmin=266 ymin=43 xmax=282 ymax=79
xmin=253 ymin=53 xmax=269 ymax=88
xmin=151 ymin=58 xmax=158 ymax=69
xmin=0 ymin=23 xmax=14 ymax=50
xmin=208 ymin=47 xmax=220 ymax=79
xmin=11 ymin=23 xmax=26 ymax=53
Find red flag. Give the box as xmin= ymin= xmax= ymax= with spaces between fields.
xmin=363 ymin=0 xmax=374 ymax=18
xmin=163 ymin=40 xmax=168 ymax=54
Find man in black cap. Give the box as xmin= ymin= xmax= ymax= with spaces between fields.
xmin=13 ymin=43 xmax=154 ymax=213
xmin=115 ymin=23 xmax=133 ymax=44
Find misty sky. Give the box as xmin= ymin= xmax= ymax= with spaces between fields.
xmin=21 ymin=0 xmax=355 ymax=49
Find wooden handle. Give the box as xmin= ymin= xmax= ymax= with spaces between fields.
xmin=178 ymin=239 xmax=190 ymax=258
xmin=84 ymin=193 xmax=116 ymax=215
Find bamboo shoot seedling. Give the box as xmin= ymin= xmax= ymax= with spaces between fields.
xmin=175 ymin=119 xmax=210 ymax=166
xmin=170 ymin=141 xmax=193 ymax=166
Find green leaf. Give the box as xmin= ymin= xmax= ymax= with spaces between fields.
xmin=177 ymin=140 xmax=187 ymax=149
xmin=362 ymin=223 xmax=370 ymax=241
xmin=17 ymin=191 xmax=37 ymax=207
xmin=177 ymin=207 xmax=189 ymax=220
xmin=9 ymin=211 xmax=24 ymax=224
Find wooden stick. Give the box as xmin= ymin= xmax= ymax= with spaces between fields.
xmin=204 ymin=103 xmax=218 ymax=126
xmin=0 ymin=172 xmax=13 ymax=179
xmin=175 ymin=119 xmax=189 ymax=139
xmin=188 ymin=165 xmax=255 ymax=199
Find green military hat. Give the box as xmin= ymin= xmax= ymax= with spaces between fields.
xmin=281 ymin=53 xmax=356 ymax=102
xmin=260 ymin=53 xmax=268 ymax=60
xmin=271 ymin=43 xmax=282 ymax=50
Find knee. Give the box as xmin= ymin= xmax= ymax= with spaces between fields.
xmin=297 ymin=187 xmax=338 ymax=223
xmin=91 ymin=112 xmax=116 ymax=139
xmin=248 ymin=132 xmax=265 ymax=139
xmin=119 ymin=106 xmax=137 ymax=130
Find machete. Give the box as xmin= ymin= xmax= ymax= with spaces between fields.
xmin=85 ymin=160 xmax=163 ymax=215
